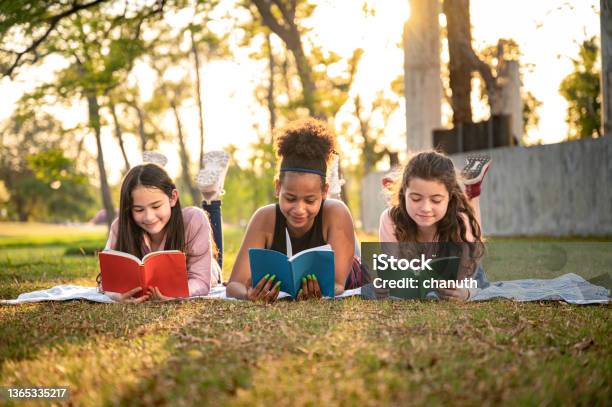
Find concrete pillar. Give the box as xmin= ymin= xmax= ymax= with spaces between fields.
xmin=601 ymin=0 xmax=612 ymax=136
xmin=403 ymin=0 xmax=442 ymax=152
xmin=499 ymin=60 xmax=523 ymax=144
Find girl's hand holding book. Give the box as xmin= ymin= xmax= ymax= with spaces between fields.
xmin=296 ymin=274 xmax=322 ymax=300
xmin=246 ymin=274 xmax=281 ymax=303
xmin=105 ymin=287 xmax=151 ymax=304
xmin=436 ymin=286 xmax=470 ymax=301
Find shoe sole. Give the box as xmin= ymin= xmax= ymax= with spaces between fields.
xmin=143 ymin=151 xmax=168 ymax=167
xmin=462 ymin=155 xmax=491 ymax=185
xmin=195 ymin=151 xmax=230 ymax=191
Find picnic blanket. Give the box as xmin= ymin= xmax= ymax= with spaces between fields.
xmin=470 ymin=273 xmax=610 ymax=304
xmin=1 ymin=273 xmax=608 ymax=305
xmin=0 ymin=285 xmax=362 ymax=305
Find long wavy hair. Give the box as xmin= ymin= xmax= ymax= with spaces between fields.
xmin=115 ymin=164 xmax=186 ymax=258
xmin=388 ymin=151 xmax=483 ymax=246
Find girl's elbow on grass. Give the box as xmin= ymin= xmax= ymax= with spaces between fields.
xmin=226 ymin=281 xmax=247 ymax=299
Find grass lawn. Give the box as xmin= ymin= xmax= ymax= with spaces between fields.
xmin=0 ymin=223 xmax=610 ymax=406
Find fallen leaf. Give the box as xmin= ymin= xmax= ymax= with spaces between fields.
xmin=573 ymin=337 xmax=594 ymax=351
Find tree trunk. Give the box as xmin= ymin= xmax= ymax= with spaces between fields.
xmin=289 ymin=36 xmax=318 ymax=117
xmin=109 ymin=103 xmax=130 ymax=174
xmin=354 ymin=95 xmax=371 ymax=172
xmin=191 ymin=29 xmax=206 ymax=168
xmin=171 ymin=102 xmax=200 ymax=205
xmin=601 ymin=0 xmax=612 ymax=136
xmin=11 ymin=178 xmax=29 ymax=221
xmin=443 ymin=0 xmax=473 ymax=124
xmin=443 ymin=0 xmax=501 ymax=125
xmin=266 ymin=32 xmax=277 ymax=134
xmin=251 ymin=0 xmax=321 ymax=118
xmin=87 ymin=93 xmax=115 ymax=230
xmin=130 ymin=103 xmax=147 ymax=153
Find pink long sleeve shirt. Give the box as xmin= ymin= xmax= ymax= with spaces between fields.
xmin=105 ymin=206 xmax=219 ymax=296
xmin=379 ymin=208 xmax=398 ymax=242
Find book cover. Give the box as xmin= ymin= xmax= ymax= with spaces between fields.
xmin=248 ymin=244 xmax=335 ymax=298
xmin=98 ymin=250 xmax=189 ymax=298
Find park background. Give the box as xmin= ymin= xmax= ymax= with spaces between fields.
xmin=0 ymin=0 xmax=610 ymax=405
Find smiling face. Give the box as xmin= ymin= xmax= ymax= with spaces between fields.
xmin=130 ymin=185 xmax=178 ymax=240
xmin=404 ymin=177 xmax=449 ymax=230
xmin=275 ymin=172 xmax=328 ymax=236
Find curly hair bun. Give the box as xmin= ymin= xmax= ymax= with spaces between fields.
xmin=275 ymin=118 xmax=336 ymax=162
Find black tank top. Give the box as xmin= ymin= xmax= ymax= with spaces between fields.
xmin=269 ymin=200 xmax=326 ymax=255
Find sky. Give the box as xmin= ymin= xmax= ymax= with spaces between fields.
xmin=0 ymin=0 xmax=602 ymax=184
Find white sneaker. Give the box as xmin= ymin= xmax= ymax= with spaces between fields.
xmin=328 ymin=155 xmax=345 ymax=198
xmin=195 ymin=150 xmax=230 ymax=202
xmin=142 ymin=151 xmax=168 ymax=167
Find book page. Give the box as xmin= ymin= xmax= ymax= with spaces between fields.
xmin=285 ymin=228 xmax=293 ymax=258
xmin=102 ymin=249 xmax=143 ymax=265
xmin=142 ymin=250 xmax=183 ymax=263
xmin=289 ymin=244 xmax=333 ymax=262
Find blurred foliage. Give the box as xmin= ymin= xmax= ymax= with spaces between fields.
xmin=222 ymin=138 xmax=277 ymax=226
xmin=559 ymin=36 xmax=602 ymax=140
xmin=0 ymin=108 xmax=97 ymax=222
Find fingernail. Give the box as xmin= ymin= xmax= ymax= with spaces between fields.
xmin=312 ymin=274 xmax=317 ymax=281
xmin=275 ymin=281 xmax=281 ymax=289
xmin=297 ymin=289 xmax=303 ymax=296
xmin=264 ymin=274 xmax=270 ymax=279
xmin=302 ymin=277 xmax=307 ymax=284
xmin=308 ymin=274 xmax=313 ymax=280
xmin=270 ymin=275 xmax=276 ymax=282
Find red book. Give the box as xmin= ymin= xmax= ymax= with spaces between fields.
xmin=98 ymin=250 xmax=189 ymax=298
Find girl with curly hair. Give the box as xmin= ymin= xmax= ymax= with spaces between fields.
xmin=227 ymin=118 xmax=366 ymax=301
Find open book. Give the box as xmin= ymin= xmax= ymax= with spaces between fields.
xmin=248 ymin=240 xmax=335 ymax=299
xmin=98 ymin=250 xmax=189 ymax=298
xmin=376 ymin=256 xmax=460 ymax=299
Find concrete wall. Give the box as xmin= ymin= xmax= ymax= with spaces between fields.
xmin=360 ymin=136 xmax=612 ymax=236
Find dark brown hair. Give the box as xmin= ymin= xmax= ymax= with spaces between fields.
xmin=275 ymin=118 xmax=337 ymax=189
xmin=389 ymin=151 xmax=483 ymax=246
xmin=115 ymin=164 xmax=185 ymax=258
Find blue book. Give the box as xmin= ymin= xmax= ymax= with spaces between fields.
xmin=249 ymin=244 xmax=335 ymax=299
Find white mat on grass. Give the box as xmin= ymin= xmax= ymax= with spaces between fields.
xmin=470 ymin=273 xmax=609 ymax=304
xmin=0 ymin=285 xmax=362 ymax=305
xmin=1 ymin=274 xmax=607 ymax=305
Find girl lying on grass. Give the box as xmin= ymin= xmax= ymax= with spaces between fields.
xmin=98 ymin=151 xmax=230 ymax=303
xmin=379 ymin=151 xmax=491 ymax=300
xmin=227 ymin=118 xmax=367 ymax=301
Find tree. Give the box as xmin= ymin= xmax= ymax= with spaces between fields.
xmin=0 ymin=1 xmax=161 ymax=228
xmin=522 ymin=91 xmax=542 ymax=137
xmin=0 ymin=0 xmax=166 ymax=78
xmin=239 ymin=0 xmax=362 ymax=204
xmin=48 ymin=10 xmax=145 ymax=227
xmin=442 ymin=0 xmax=500 ymax=124
xmin=248 ymin=0 xmax=321 ymax=117
xmin=0 ymin=107 xmax=95 ymax=221
xmin=559 ymin=37 xmax=602 ymax=140
xmin=477 ymin=39 xmax=542 ymax=139
xmin=185 ymin=0 xmax=229 ymax=168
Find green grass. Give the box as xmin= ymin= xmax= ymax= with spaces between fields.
xmin=0 ymin=223 xmax=610 ymax=406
